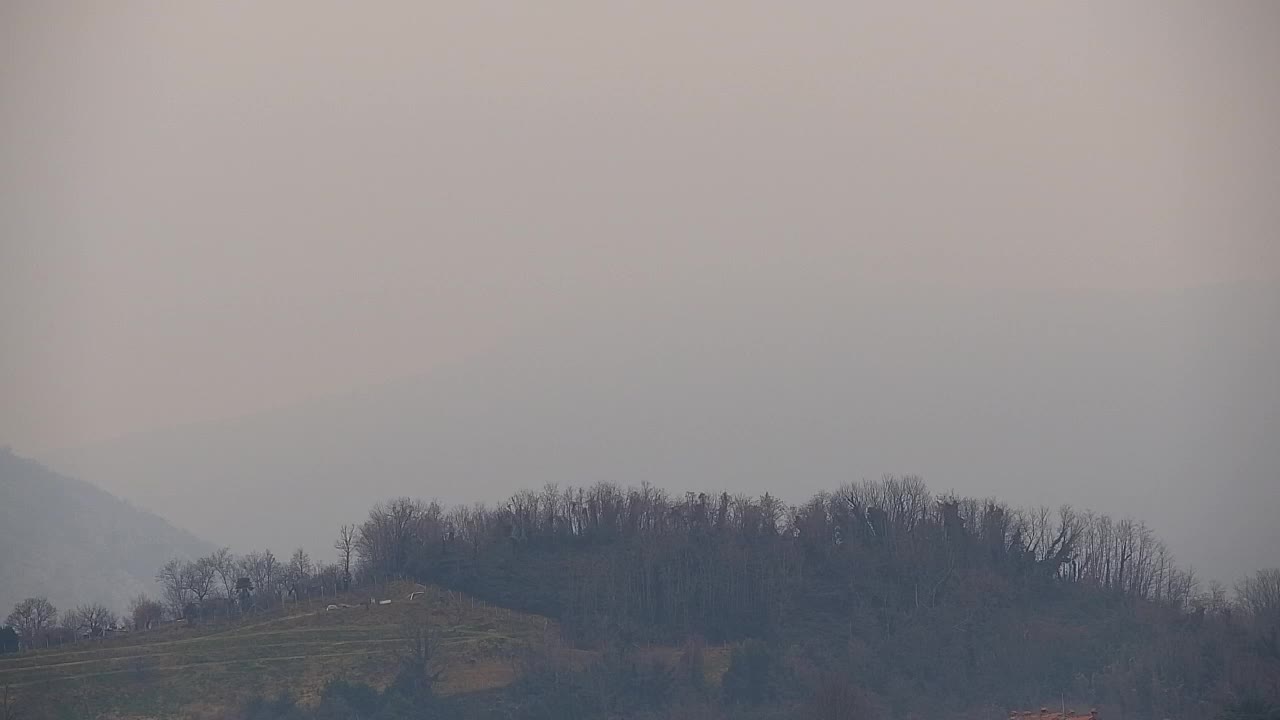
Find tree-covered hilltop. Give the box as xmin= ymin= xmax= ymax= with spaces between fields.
xmin=338 ymin=478 xmax=1278 ymax=718
xmin=51 ymin=476 xmax=1264 ymax=720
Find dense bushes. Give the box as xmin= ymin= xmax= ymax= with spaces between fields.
xmin=722 ymin=640 xmax=783 ymax=706
xmin=240 ymin=674 xmax=447 ymax=720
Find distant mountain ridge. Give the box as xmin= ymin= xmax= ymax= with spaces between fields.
xmin=0 ymin=448 xmax=213 ymax=615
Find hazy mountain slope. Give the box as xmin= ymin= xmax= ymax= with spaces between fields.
xmin=0 ymin=448 xmax=213 ymax=615
xmin=43 ymin=284 xmax=1280 ymax=584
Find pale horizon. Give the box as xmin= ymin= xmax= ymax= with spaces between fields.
xmin=2 ymin=2 xmax=1277 ymax=590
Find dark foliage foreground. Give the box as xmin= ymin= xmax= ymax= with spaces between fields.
xmin=334 ymin=477 xmax=1279 ymax=719
xmin=23 ymin=475 xmax=1269 ymax=720
xmin=232 ymin=476 xmax=1279 ymax=719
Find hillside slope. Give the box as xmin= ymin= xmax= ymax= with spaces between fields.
xmin=0 ymin=582 xmax=584 ymax=719
xmin=0 ymin=448 xmax=213 ymax=615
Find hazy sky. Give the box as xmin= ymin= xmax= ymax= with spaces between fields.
xmin=3 ymin=1 xmax=1278 ymax=454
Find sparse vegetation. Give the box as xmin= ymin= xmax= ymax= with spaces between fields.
xmin=1 ymin=582 xmax=548 ymax=718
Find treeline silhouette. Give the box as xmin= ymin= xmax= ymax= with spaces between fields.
xmin=15 ymin=476 xmax=1274 ymax=719
xmin=336 ymin=476 xmax=1278 ymax=719
xmin=357 ymin=477 xmax=1200 ymax=637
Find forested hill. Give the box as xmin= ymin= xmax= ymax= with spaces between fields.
xmin=9 ymin=473 xmax=1279 ymax=719
xmin=337 ymin=479 xmax=1279 ymax=719
xmin=0 ymin=448 xmax=212 ymax=614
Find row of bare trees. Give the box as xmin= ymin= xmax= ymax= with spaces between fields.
xmin=346 ymin=478 xmax=1203 ymax=608
xmin=336 ymin=478 xmax=1279 ymax=645
xmin=149 ymin=546 xmax=344 ymax=624
xmin=4 ymin=597 xmax=120 ymax=649
xmin=5 ymin=543 xmax=359 ymax=650
xmin=324 ymin=477 xmax=1278 ymax=716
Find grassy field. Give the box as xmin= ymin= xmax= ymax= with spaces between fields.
xmin=0 ymin=582 xmax=555 ymax=719
xmin=1 ymin=582 xmax=737 ymax=719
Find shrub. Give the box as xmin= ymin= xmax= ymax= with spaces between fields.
xmin=722 ymin=640 xmax=782 ymax=705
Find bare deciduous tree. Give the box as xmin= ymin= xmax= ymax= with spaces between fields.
xmin=1236 ymin=568 xmax=1280 ymax=623
xmin=185 ymin=557 xmax=219 ymax=607
xmin=4 ymin=597 xmax=57 ymax=650
xmin=238 ymin=550 xmax=280 ymax=609
xmin=335 ymin=524 xmax=356 ymax=591
xmin=315 ymin=563 xmax=342 ymax=597
xmin=400 ymin=617 xmax=444 ymax=695
xmin=129 ymin=594 xmax=165 ymax=631
xmin=285 ymin=548 xmax=313 ymax=600
xmin=72 ymin=604 xmax=116 ymax=638
xmin=356 ymin=498 xmax=441 ymax=578
xmin=288 ymin=548 xmax=313 ymax=583
xmin=209 ymin=548 xmax=239 ymax=608
xmin=156 ymin=558 xmax=191 ymax=617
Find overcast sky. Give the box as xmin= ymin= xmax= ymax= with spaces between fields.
xmin=3 ymin=1 xmax=1278 ymax=453
xmin=3 ymin=3 xmax=1279 ymax=585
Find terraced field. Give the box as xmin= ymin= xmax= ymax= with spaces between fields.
xmin=0 ymin=583 xmax=552 ymax=718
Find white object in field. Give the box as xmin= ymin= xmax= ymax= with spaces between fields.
xmin=408 ymin=591 xmax=426 ymax=600
xmin=326 ymin=604 xmax=339 ymax=611
xmin=379 ymin=599 xmax=392 ymax=605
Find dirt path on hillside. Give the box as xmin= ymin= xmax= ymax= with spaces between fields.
xmin=1 ymin=629 xmax=516 ymax=687
xmin=0 ymin=608 xmax=331 ymax=669
xmin=5 ymin=647 xmax=400 ymax=688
